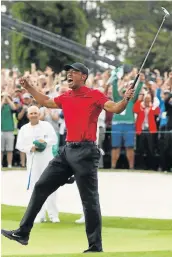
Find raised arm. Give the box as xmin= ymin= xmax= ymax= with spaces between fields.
xmin=19 ymin=77 xmax=59 ymax=109
xmin=104 ymin=86 xmax=134 ymax=113
xmin=111 ymin=74 xmax=121 ymax=102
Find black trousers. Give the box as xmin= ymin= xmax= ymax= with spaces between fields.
xmin=158 ymin=127 xmax=172 ymax=171
xmin=159 ymin=126 xmax=167 ymax=170
xmin=19 ymin=142 xmax=102 ymax=251
xmin=136 ymin=132 xmax=155 ymax=170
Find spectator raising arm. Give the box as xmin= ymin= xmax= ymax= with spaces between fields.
xmin=1 ymin=93 xmax=16 ymax=110
xmin=6 ymin=96 xmax=16 ymax=110
xmin=111 ymin=72 xmax=121 ymax=102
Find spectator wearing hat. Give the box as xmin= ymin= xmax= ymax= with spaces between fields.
xmin=16 ymin=93 xmax=32 ymax=167
xmin=14 ymin=85 xmax=26 ymax=104
xmin=1 ymin=92 xmax=16 ymax=168
xmin=111 ymin=70 xmax=145 ymax=170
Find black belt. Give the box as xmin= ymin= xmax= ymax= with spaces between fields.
xmin=66 ymin=141 xmax=96 ymax=147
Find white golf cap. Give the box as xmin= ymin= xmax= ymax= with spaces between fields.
xmin=23 ymin=93 xmax=31 ymax=98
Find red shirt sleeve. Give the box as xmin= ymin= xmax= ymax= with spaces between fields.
xmin=94 ymin=90 xmax=109 ymax=109
xmin=53 ymin=95 xmax=62 ymax=108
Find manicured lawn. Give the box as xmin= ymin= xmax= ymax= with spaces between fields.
xmin=1 ymin=205 xmax=172 ymax=257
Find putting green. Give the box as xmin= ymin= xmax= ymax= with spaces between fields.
xmin=1 ymin=205 xmax=172 ymax=257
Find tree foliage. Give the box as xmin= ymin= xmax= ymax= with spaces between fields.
xmin=5 ymin=1 xmax=172 ymax=72
xmin=11 ymin=1 xmax=88 ymax=72
xmin=80 ymin=1 xmax=172 ymax=71
xmin=103 ymin=1 xmax=172 ymax=71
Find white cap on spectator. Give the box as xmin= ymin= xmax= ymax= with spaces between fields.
xmin=164 ymin=89 xmax=170 ymax=94
xmin=13 ymin=98 xmax=20 ymax=103
xmin=23 ymin=93 xmax=31 ymax=98
xmin=148 ymin=81 xmax=155 ymax=85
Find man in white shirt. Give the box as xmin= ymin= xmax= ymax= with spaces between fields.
xmin=16 ymin=106 xmax=59 ymax=223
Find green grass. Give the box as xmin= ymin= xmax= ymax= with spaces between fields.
xmin=2 ymin=167 xmax=26 ymax=171
xmin=2 ymin=205 xmax=172 ymax=257
xmin=5 ymin=252 xmax=172 ymax=257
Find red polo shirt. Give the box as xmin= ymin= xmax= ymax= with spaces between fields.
xmin=54 ymin=86 xmax=108 ymax=142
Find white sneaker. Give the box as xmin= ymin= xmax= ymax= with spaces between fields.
xmin=34 ymin=217 xmax=46 ymax=223
xmin=75 ymin=215 xmax=85 ymax=224
xmin=8 ymin=165 xmax=12 ymax=169
xmin=49 ymin=217 xmax=60 ymax=223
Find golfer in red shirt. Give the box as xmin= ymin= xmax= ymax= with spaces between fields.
xmin=1 ymin=63 xmax=134 ymax=253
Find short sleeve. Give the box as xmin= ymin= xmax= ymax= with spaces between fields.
xmin=95 ymin=90 xmax=109 ymax=109
xmin=53 ymin=95 xmax=62 ymax=108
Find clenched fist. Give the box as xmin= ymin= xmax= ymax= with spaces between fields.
xmin=124 ymin=85 xmax=135 ymax=101
xmin=19 ymin=77 xmax=30 ymax=89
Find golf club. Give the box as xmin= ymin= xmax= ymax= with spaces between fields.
xmin=130 ymin=7 xmax=170 ymax=90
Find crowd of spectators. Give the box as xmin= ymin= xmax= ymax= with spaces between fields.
xmin=1 ymin=64 xmax=172 ymax=172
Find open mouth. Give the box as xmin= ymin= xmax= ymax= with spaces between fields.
xmin=67 ymin=78 xmax=73 ymax=85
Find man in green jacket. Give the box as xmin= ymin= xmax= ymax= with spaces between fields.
xmin=111 ymin=70 xmax=145 ymax=169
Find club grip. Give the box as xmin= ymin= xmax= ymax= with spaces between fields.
xmin=131 ymin=73 xmax=140 ymax=89
xmin=126 ymin=73 xmax=140 ymax=101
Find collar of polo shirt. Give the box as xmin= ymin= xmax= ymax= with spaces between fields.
xmin=70 ymin=85 xmax=89 ymax=96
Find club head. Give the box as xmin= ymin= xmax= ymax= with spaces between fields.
xmin=161 ymin=7 xmax=170 ymax=17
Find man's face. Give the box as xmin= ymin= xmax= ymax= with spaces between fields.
xmin=27 ymin=108 xmax=40 ymax=123
xmin=67 ymin=69 xmax=86 ymax=89
xmin=23 ymin=97 xmax=31 ymax=105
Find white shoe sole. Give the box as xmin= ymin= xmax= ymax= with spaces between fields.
xmin=34 ymin=219 xmax=46 ymax=224
xmin=75 ymin=220 xmax=85 ymax=224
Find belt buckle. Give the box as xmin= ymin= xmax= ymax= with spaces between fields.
xmin=70 ymin=142 xmax=80 ymax=148
xmin=74 ymin=142 xmax=81 ymax=147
